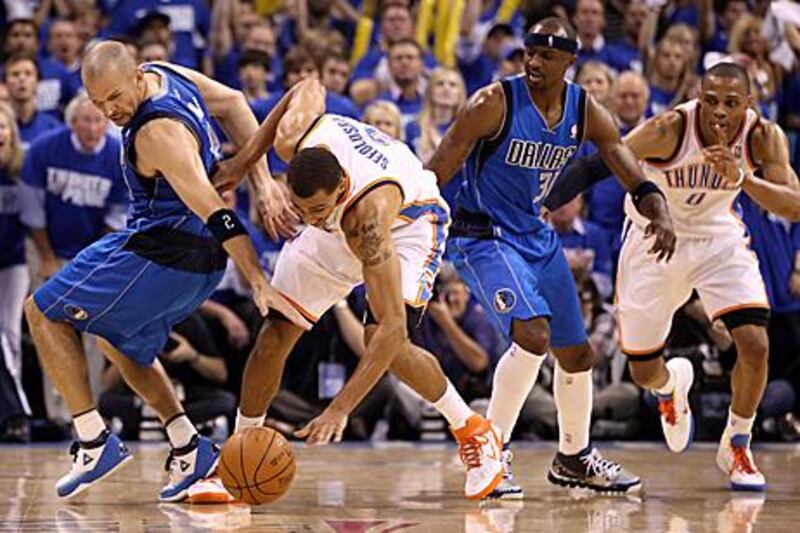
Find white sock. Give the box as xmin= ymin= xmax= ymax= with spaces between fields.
xmin=554 ymin=366 xmax=592 ymax=455
xmin=432 ymin=381 xmax=473 ymax=430
xmin=235 ymin=409 xmax=265 ymax=433
xmin=487 ymin=343 xmax=545 ymax=443
xmin=653 ymin=366 xmax=677 ymax=395
xmin=73 ymin=409 xmax=106 ymax=442
xmin=165 ymin=414 xmax=197 ymax=449
xmin=726 ymin=408 xmax=754 ymax=437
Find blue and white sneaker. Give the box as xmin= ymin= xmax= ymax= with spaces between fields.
xmin=159 ymin=435 xmax=220 ymax=502
xmin=485 ymin=445 xmax=523 ymax=500
xmin=56 ymin=431 xmax=133 ymax=499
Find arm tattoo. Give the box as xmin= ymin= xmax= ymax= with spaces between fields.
xmin=351 ymin=219 xmax=392 ymax=267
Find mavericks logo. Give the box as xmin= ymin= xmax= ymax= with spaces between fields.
xmin=494 ymin=289 xmax=516 ymax=314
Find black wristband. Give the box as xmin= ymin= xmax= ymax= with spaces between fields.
xmin=632 ymin=181 xmax=665 ymax=212
xmin=207 ymin=208 xmax=248 ymax=243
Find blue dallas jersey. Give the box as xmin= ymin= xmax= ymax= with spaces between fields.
xmin=20 ymin=128 xmax=127 ymax=259
xmin=121 ymin=63 xmax=221 ymax=235
xmin=458 ymin=75 xmax=586 ymax=234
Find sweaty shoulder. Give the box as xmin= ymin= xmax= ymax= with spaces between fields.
xmin=134 ymin=118 xmax=199 ymax=176
xmin=461 ymin=82 xmax=507 ymax=140
xmin=625 ymin=110 xmax=685 ymax=161
xmin=747 ymin=118 xmax=787 ymax=166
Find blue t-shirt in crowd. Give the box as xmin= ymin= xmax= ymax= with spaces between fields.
xmin=106 ymin=0 xmax=210 ymax=69
xmin=19 ymin=129 xmax=128 ymax=259
xmin=667 ymin=4 xmax=699 ymax=27
xmin=0 ymin=168 xmax=26 ymax=268
xmin=18 ymin=111 xmax=63 ymax=151
xmin=213 ymin=45 xmax=283 ymax=93
xmin=605 ymin=40 xmax=643 ymax=73
xmin=458 ymin=52 xmax=498 ymax=96
xmin=376 ymin=89 xmax=423 ymax=126
xmin=35 ymin=56 xmax=76 ymax=119
xmin=741 ymin=194 xmax=800 ymax=314
xmin=649 ymin=84 xmax=677 ymax=116
xmin=351 ymin=47 xmax=438 ymax=82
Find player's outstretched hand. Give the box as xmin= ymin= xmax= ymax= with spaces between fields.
xmin=252 ymin=282 xmax=310 ymax=328
xmin=254 ymin=178 xmax=301 ymax=241
xmin=294 ymin=408 xmax=348 ymax=445
xmin=212 ymin=158 xmax=246 ymax=193
xmin=644 ymin=214 xmax=676 ymax=263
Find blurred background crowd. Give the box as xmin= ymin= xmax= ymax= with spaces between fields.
xmin=2 ymin=0 xmax=800 ymax=446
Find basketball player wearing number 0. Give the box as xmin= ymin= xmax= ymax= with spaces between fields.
xmin=563 ymin=62 xmax=800 ymax=491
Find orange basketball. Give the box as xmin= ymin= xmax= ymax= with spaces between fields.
xmin=217 ymin=426 xmax=296 ymax=505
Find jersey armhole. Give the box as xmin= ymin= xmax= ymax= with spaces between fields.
xmin=576 ymin=86 xmax=587 ymax=145
xmin=341 ymin=179 xmax=406 ymax=222
xmin=643 ymin=109 xmax=686 ymax=166
xmin=476 ymin=80 xmax=514 ymax=171
xmin=295 ymin=114 xmax=327 ymax=154
xmin=744 ymin=118 xmax=761 ymax=171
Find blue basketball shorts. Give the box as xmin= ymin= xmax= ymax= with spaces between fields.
xmin=448 ymin=228 xmax=587 ymax=349
xmin=33 ymin=229 xmax=225 ymax=366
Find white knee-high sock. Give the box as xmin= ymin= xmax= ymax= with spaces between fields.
xmin=554 ymin=365 xmax=592 ymax=455
xmin=487 ymin=344 xmax=546 ymax=443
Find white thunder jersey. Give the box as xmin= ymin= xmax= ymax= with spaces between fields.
xmin=270 ymin=114 xmax=450 ymax=328
xmin=299 ymin=113 xmax=448 ymax=233
xmin=624 ymin=99 xmax=759 ymax=238
xmin=616 ymin=100 xmax=769 ymax=355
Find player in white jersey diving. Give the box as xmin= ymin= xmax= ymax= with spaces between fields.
xmin=554 ymin=62 xmax=800 ymax=491
xmin=215 ymin=77 xmax=505 ymax=500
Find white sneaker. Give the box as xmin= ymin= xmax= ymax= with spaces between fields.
xmin=717 ymin=434 xmax=766 ymax=491
xmin=485 ymin=446 xmax=523 ymax=500
xmin=452 ymin=414 xmax=503 ymax=500
xmin=656 ymin=358 xmax=695 ymax=453
xmin=187 ymin=476 xmax=235 ymax=504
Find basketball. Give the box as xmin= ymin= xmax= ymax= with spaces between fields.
xmin=217 ymin=427 xmax=296 ymax=505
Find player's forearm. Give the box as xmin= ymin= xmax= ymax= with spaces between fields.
xmin=233 ymin=91 xmax=295 ymax=172
xmin=427 ymin=136 xmax=473 ymax=187
xmin=328 ymin=321 xmax=405 ymax=415
xmin=743 ymin=176 xmax=800 ymax=221
xmin=221 ymin=235 xmax=270 ymax=290
xmin=600 ymin=143 xmax=646 ymax=192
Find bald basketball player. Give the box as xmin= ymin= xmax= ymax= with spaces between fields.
xmin=24 ymin=41 xmax=303 ymax=501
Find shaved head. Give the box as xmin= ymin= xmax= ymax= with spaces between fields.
xmin=82 ymin=40 xmax=144 ymax=127
xmin=82 ymin=40 xmax=137 ymax=86
xmin=529 ymin=17 xmax=575 ymax=40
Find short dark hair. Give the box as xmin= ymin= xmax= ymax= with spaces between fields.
xmin=288 ymin=147 xmax=344 ymax=198
xmin=237 ymin=49 xmax=271 ymax=72
xmin=283 ymin=46 xmax=316 ymax=81
xmin=4 ymin=52 xmax=40 ymax=80
xmin=388 ymin=37 xmax=422 ymax=56
xmin=704 ymin=62 xmax=750 ymax=94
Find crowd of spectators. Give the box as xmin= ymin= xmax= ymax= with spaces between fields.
xmin=2 ymin=0 xmax=800 ymax=445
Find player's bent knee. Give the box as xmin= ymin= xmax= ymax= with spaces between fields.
xmin=553 ymin=342 xmax=593 ymax=373
xmin=511 ymin=318 xmax=550 ymax=355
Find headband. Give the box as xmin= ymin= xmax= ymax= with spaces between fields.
xmin=524 ymin=32 xmax=578 ymax=55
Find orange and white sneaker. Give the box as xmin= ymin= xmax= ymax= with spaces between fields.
xmin=656 ymin=358 xmax=695 ymax=453
xmin=716 ymin=434 xmax=766 ymax=491
xmin=452 ymin=414 xmax=503 ymax=500
xmin=186 ymin=476 xmax=235 ymax=504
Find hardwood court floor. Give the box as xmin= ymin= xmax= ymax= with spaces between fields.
xmin=0 ymin=442 xmax=798 ymax=532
